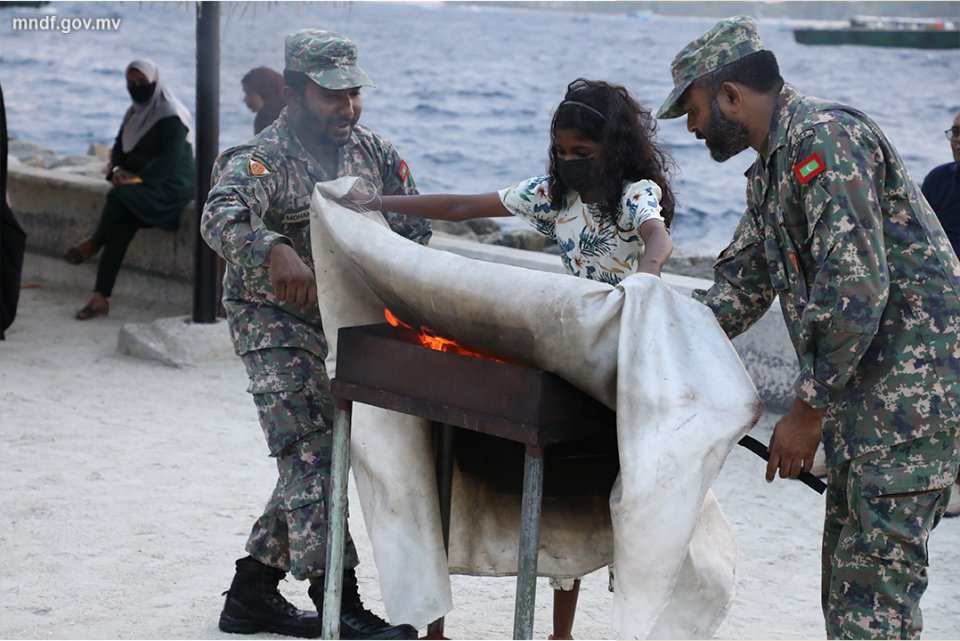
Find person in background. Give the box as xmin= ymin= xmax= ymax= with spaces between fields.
xmin=338 ymin=77 xmax=676 ymax=640
xmin=202 ymin=29 xmax=430 ymax=639
xmin=658 ymin=16 xmax=960 ymax=639
xmin=921 ymin=111 xmax=960 ymax=258
xmin=1 ymin=81 xmax=27 ymax=340
xmin=242 ymin=66 xmax=285 ymax=135
xmin=63 ymin=59 xmax=194 ymax=320
xmin=921 ymin=110 xmax=960 ymax=518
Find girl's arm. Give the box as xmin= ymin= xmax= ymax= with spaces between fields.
xmin=636 ymin=219 xmax=673 ymax=277
xmin=378 ymin=192 xmax=511 ymax=222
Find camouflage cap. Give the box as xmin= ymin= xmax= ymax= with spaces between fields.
xmin=656 ymin=16 xmax=764 ymax=119
xmin=284 ymin=29 xmax=375 ymax=90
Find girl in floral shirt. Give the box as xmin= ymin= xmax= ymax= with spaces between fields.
xmin=364 ymin=77 xmax=676 ymax=284
xmin=346 ymin=77 xmax=677 ymax=638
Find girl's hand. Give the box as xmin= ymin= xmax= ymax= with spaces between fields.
xmin=336 ymin=177 xmax=382 ymax=212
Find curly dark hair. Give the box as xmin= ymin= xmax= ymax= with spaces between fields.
xmin=547 ymin=78 xmax=676 ymax=228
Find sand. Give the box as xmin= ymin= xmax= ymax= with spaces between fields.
xmin=1 ymin=283 xmax=958 ymax=640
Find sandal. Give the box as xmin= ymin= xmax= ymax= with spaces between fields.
xmin=64 ymin=240 xmax=99 ymax=265
xmin=75 ymin=302 xmax=109 ymax=320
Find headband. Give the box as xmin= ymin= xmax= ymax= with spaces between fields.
xmin=560 ymin=100 xmax=606 ymax=121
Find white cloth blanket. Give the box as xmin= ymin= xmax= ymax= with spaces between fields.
xmin=309 ymin=177 xmax=763 ymax=638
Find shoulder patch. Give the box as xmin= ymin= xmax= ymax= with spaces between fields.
xmin=247 ymin=157 xmax=272 ymax=178
xmin=397 ymin=160 xmax=409 ymax=182
xmin=793 ymin=152 xmax=825 ymax=185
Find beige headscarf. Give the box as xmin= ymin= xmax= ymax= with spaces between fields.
xmin=120 ymin=59 xmax=193 ymax=153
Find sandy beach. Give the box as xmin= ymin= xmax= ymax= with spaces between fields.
xmin=1 ymin=282 xmax=958 ymax=640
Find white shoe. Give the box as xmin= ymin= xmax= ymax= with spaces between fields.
xmin=945 ymin=482 xmax=960 ymax=518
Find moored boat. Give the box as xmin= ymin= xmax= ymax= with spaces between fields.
xmin=794 ymin=16 xmax=960 ymax=49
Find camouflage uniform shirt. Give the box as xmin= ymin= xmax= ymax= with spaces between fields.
xmin=697 ymin=84 xmax=960 ymax=464
xmin=202 ymin=109 xmax=431 ymax=357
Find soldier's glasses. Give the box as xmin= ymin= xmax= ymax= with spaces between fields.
xmin=945 ymin=127 xmax=960 ymax=139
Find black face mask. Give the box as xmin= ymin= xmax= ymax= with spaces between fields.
xmin=556 ymin=157 xmax=596 ymax=194
xmin=127 ymin=82 xmax=157 ymax=104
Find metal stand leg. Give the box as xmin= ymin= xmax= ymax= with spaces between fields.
xmin=426 ymin=423 xmax=455 ymax=639
xmin=513 ymin=445 xmax=544 ymax=640
xmin=322 ymin=398 xmax=353 ymax=639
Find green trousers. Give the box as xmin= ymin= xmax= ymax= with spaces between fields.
xmin=240 ymin=346 xmax=359 ymax=580
xmin=822 ymin=431 xmax=958 ymax=639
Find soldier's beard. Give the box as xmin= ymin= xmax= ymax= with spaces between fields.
xmin=298 ymin=108 xmax=357 ymax=151
xmin=705 ymin=97 xmax=750 ymax=163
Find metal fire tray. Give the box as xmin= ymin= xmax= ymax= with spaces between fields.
xmin=333 ymin=323 xmax=616 ymax=446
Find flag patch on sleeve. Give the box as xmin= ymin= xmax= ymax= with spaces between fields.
xmin=247 ymin=157 xmax=271 ymax=177
xmin=793 ymin=153 xmax=825 ymax=184
xmin=397 ymin=160 xmax=409 ymax=181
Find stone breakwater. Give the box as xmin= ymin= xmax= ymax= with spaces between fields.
xmin=6 ymin=138 xmax=718 ymax=277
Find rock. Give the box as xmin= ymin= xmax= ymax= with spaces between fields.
xmin=18 ymin=156 xmax=47 ymax=168
xmin=464 ymin=218 xmax=500 ymax=235
xmin=87 ymin=143 xmax=110 ymax=161
xmin=665 ymin=250 xmax=717 ymax=279
xmin=429 ymin=220 xmax=477 ymax=239
xmin=9 ymin=139 xmax=56 ymax=163
xmin=481 ymin=229 xmax=548 ymax=251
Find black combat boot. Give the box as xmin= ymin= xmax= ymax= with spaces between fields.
xmin=219 ymin=556 xmax=323 ymax=638
xmin=308 ymin=569 xmax=418 ymax=640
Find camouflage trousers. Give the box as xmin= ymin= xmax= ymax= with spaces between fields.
xmin=240 ymin=346 xmax=359 ymax=581
xmin=822 ymin=431 xmax=958 ymax=639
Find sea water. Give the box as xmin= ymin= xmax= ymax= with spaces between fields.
xmin=1 ymin=1 xmax=957 ymax=252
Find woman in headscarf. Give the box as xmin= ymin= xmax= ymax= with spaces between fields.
xmin=64 ymin=59 xmax=195 ymax=320
xmin=241 ymin=66 xmax=284 ymax=134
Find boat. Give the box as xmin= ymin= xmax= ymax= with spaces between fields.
xmin=793 ymin=16 xmax=960 ymax=49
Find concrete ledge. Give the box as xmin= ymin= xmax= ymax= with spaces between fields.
xmin=9 ymin=164 xmax=197 ymax=306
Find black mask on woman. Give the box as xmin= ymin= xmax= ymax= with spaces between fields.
xmin=128 ymin=82 xmax=157 ymax=104
xmin=557 ymin=157 xmax=596 ymax=194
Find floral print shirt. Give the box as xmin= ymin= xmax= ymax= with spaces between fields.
xmin=498 ymin=176 xmax=664 ymax=285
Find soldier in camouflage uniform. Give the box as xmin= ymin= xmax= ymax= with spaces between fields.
xmin=658 ymin=16 xmax=960 ymax=640
xmin=201 ymin=29 xmax=430 ymax=640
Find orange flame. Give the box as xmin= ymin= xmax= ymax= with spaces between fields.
xmin=384 ymin=308 xmax=506 ymax=362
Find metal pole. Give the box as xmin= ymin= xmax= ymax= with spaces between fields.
xmin=514 ymin=445 xmax=544 ymax=640
xmin=322 ymin=398 xmax=353 ymax=639
xmin=192 ymin=1 xmax=220 ymax=323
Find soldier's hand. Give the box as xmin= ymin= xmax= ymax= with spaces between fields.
xmin=766 ymin=398 xmax=826 ymax=482
xmin=268 ymin=242 xmax=317 ymax=310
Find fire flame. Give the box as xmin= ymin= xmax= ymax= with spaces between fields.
xmin=384 ymin=308 xmax=506 ymax=362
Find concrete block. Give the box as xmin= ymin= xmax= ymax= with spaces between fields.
xmin=117 ymin=316 xmax=235 ymax=368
